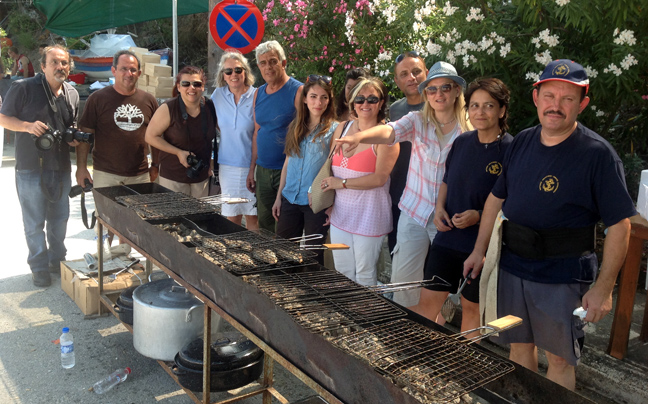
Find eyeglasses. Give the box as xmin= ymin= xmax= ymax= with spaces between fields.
xmin=48 ymin=60 xmax=70 ymax=67
xmin=307 ymin=74 xmax=332 ymax=84
xmin=353 ymin=95 xmax=381 ymax=104
xmin=425 ymin=84 xmax=455 ymax=95
xmin=395 ymin=50 xmax=420 ymax=64
xmin=180 ymin=81 xmax=203 ymax=88
xmin=223 ymin=67 xmax=244 ymax=75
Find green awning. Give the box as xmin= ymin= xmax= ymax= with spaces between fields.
xmin=34 ymin=0 xmax=208 ymax=38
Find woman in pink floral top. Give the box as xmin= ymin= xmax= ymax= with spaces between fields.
xmin=320 ymin=77 xmax=399 ymax=286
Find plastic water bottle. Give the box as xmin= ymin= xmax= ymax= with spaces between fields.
xmin=92 ymin=367 xmax=131 ymax=394
xmin=60 ymin=327 xmax=75 ymax=369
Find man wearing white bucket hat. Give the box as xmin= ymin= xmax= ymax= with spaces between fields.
xmin=336 ymin=61 xmax=472 ymax=307
xmin=464 ymin=59 xmax=635 ymax=390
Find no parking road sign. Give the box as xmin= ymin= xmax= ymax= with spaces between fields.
xmin=209 ymin=0 xmax=265 ymax=55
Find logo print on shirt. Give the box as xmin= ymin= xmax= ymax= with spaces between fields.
xmin=114 ymin=104 xmax=145 ymax=131
xmin=539 ymin=175 xmax=559 ymax=193
xmin=486 ymin=161 xmax=502 ymax=176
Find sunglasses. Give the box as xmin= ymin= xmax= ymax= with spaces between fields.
xmin=425 ymin=84 xmax=455 ymax=94
xmin=353 ymin=95 xmax=381 ymax=105
xmin=307 ymin=74 xmax=332 ymax=84
xmin=223 ymin=67 xmax=244 ymax=75
xmin=395 ymin=50 xmax=420 ymax=64
xmin=180 ymin=81 xmax=203 ymax=88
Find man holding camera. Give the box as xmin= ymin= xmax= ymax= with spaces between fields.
xmin=0 ymin=45 xmax=80 ymax=287
xmin=75 ymin=50 xmax=158 ymax=190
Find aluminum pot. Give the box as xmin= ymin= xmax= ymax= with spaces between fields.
xmin=133 ymin=278 xmax=204 ymax=361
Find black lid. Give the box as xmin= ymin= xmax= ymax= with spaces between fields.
xmin=175 ymin=332 xmax=263 ymax=371
xmin=118 ymin=285 xmax=139 ymax=307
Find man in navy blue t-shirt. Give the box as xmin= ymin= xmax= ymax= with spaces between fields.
xmin=464 ymin=60 xmax=636 ymax=390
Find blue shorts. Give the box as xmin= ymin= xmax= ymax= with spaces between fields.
xmin=493 ymin=269 xmax=589 ymax=366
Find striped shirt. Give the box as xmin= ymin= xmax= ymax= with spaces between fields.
xmin=388 ymin=111 xmax=462 ymax=227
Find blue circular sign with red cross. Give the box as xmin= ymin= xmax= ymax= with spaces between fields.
xmin=209 ymin=0 xmax=265 ymax=55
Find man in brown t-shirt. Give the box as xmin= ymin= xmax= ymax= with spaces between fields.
xmin=76 ymin=50 xmax=158 ymax=189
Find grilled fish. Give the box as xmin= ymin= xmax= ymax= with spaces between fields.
xmin=252 ymin=249 xmax=278 ymax=265
xmin=276 ymin=248 xmax=303 ymax=263
xmin=230 ymin=252 xmax=255 ymax=267
xmin=203 ymin=238 xmax=227 ymax=255
xmin=223 ymin=238 xmax=253 ymax=251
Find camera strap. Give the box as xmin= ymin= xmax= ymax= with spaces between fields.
xmin=178 ymin=95 xmax=212 ymax=164
xmin=80 ymin=192 xmax=96 ymax=230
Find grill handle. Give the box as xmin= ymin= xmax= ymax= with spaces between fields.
xmin=457 ymin=315 xmax=523 ymax=344
xmin=369 ymin=276 xmax=452 ymax=294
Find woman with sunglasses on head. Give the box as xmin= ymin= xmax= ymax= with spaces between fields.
xmin=336 ymin=62 xmax=471 ymax=304
xmin=336 ymin=67 xmax=370 ymax=121
xmin=145 ymin=66 xmax=216 ymax=197
xmin=272 ymin=75 xmax=339 ymax=264
xmin=417 ymin=78 xmax=512 ymax=337
xmin=321 ymin=77 xmax=399 ymax=286
xmin=211 ymin=51 xmax=258 ymax=230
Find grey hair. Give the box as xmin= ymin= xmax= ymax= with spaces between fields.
xmin=39 ymin=44 xmax=75 ymax=71
xmin=215 ymin=52 xmax=255 ymax=88
xmin=255 ymin=40 xmax=286 ymax=62
xmin=112 ymin=50 xmax=141 ymax=70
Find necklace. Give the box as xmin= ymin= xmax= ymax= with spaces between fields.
xmin=438 ymin=117 xmax=456 ymax=128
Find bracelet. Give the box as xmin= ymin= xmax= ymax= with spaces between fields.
xmin=150 ymin=163 xmax=159 ymax=168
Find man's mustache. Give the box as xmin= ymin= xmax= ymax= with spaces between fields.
xmin=544 ymin=110 xmax=565 ymax=118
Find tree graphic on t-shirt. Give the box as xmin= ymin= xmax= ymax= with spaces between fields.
xmin=114 ymin=104 xmax=144 ymax=132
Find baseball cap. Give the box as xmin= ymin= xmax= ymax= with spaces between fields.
xmin=533 ymin=59 xmax=589 ymax=94
xmin=418 ymin=61 xmax=466 ymax=94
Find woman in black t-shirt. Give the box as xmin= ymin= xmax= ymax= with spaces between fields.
xmin=418 ymin=78 xmax=513 ymax=338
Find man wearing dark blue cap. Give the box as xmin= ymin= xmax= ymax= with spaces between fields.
xmin=464 ymin=60 xmax=636 ymax=390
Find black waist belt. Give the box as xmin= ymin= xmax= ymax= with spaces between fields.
xmin=502 ymin=220 xmax=595 ymax=260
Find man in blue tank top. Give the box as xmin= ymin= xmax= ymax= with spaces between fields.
xmin=464 ymin=60 xmax=635 ymax=390
xmin=247 ymin=41 xmax=303 ymax=232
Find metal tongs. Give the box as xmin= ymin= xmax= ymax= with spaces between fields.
xmin=201 ymin=194 xmax=250 ymax=205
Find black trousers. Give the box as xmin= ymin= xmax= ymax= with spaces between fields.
xmin=276 ymin=196 xmax=329 ymax=265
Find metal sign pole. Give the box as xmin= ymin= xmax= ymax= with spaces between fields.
xmin=172 ymin=0 xmax=178 ymax=77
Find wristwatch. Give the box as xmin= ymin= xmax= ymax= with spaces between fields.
xmin=342 ymin=179 xmax=348 ymax=189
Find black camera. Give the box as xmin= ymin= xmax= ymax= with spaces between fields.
xmin=69 ymin=178 xmax=93 ymax=198
xmin=186 ymin=154 xmax=207 ymax=179
xmin=34 ymin=126 xmax=94 ymax=151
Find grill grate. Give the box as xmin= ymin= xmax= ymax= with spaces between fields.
xmin=194 ymin=229 xmax=318 ymax=274
xmin=244 ymin=270 xmax=407 ymax=337
xmin=116 ymin=192 xmax=218 ymax=219
xmin=334 ymin=318 xmax=515 ymax=403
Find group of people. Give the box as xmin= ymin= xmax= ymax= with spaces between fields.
xmin=0 ymin=40 xmax=636 ymax=393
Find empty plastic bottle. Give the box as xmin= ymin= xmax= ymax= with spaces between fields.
xmin=92 ymin=367 xmax=131 ymax=394
xmin=60 ymin=327 xmax=75 ymax=369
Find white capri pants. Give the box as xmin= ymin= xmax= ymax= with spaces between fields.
xmin=390 ymin=213 xmax=437 ymax=307
xmin=330 ymin=225 xmax=385 ymax=286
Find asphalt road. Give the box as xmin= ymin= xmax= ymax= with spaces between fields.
xmin=0 ymin=142 xmax=313 ymax=404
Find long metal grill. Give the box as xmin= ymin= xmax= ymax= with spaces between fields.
xmin=115 ymin=192 xmax=218 ymax=219
xmin=194 ymin=229 xmax=318 ymax=274
xmin=334 ymin=318 xmax=515 ymax=403
xmin=244 ymin=270 xmax=407 ymax=337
